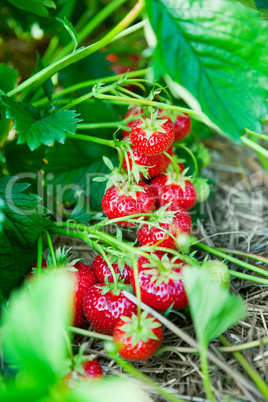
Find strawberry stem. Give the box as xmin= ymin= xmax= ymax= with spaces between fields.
xmin=96 ymin=245 xmax=119 ymax=288
xmin=118 ymin=148 xmax=124 ymax=174
xmin=63 ymin=328 xmax=75 ymax=368
xmin=200 ymin=343 xmax=216 ymax=402
xmin=163 ymin=151 xmax=181 ymax=181
xmin=196 ymin=242 xmax=268 ymax=278
xmin=36 ymin=234 xmax=43 ymax=277
xmin=218 ymin=335 xmax=268 ymax=399
xmin=68 ymin=326 xmax=113 ymax=341
xmin=43 ymin=230 xmax=57 ymax=267
xmin=132 ymin=257 xmax=141 ymax=329
xmin=175 ymin=143 xmax=199 ymax=179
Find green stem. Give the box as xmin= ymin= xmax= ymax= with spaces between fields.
xmin=78 ymin=122 xmax=129 ymax=131
xmin=117 ymin=147 xmax=124 ymax=174
xmin=106 ymin=344 xmax=184 ymax=402
xmin=8 ymin=0 xmax=145 ymax=97
xmin=196 ymin=242 xmax=268 ymax=278
xmin=215 ymin=248 xmax=268 ymax=265
xmin=33 ymin=68 xmax=150 ymax=108
xmin=175 ymin=143 xmax=199 ymax=179
xmin=242 ymin=136 xmax=268 ymax=159
xmin=218 ymin=335 xmax=268 ymax=400
xmin=68 ymin=326 xmax=113 ymax=341
xmin=132 ymin=257 xmax=141 ymax=328
xmin=53 ymin=0 xmax=129 ymax=62
xmin=219 ymin=336 xmax=268 ymax=352
xmin=66 ymin=132 xmax=117 ymax=147
xmin=96 ymin=245 xmax=118 ymax=287
xmin=228 ymin=269 xmax=268 ymax=285
xmin=36 ymin=234 xmax=43 ymax=277
xmin=200 ymin=343 xmax=216 ymax=402
xmin=245 ymin=129 xmax=268 ymax=142
xmin=63 ymin=328 xmax=74 ymax=368
xmin=43 ymin=230 xmax=57 ymax=266
xmin=163 ymin=151 xmax=181 ymax=180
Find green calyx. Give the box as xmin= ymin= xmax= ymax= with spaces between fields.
xmin=136 ymin=111 xmax=168 ymax=140
xmin=144 ymin=254 xmax=184 ymax=285
xmin=46 ymin=246 xmax=80 ymax=271
xmin=139 ymin=204 xmax=176 ymax=229
xmin=95 ymin=279 xmax=133 ymax=296
xmin=202 ymin=260 xmax=230 ymax=290
xmin=119 ymin=311 xmax=162 ymax=348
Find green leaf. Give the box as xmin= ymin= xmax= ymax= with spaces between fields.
xmin=147 ymin=0 xmax=268 ymax=143
xmin=0 ymin=198 xmax=5 ymax=231
xmin=57 ymin=17 xmax=78 ymax=52
xmin=0 ymin=64 xmax=18 ymax=147
xmin=0 ymin=176 xmax=52 ymax=298
xmin=1 ymin=271 xmax=73 ymax=387
xmin=6 ymin=0 xmax=56 ymax=17
xmin=183 ymin=267 xmax=246 ymax=347
xmin=71 ymin=192 xmax=91 ymax=223
xmin=0 ymin=95 xmax=80 ymax=150
xmin=35 ymin=54 xmax=53 ymax=101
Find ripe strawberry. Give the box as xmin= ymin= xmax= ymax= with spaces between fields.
xmin=113 ymin=311 xmax=163 ymax=361
xmin=150 ymin=173 xmax=197 ymax=211
xmin=102 ymin=181 xmax=155 ymax=227
xmin=174 ymin=114 xmax=192 ymax=142
xmin=130 ymin=116 xmax=174 ymax=155
xmin=64 ymin=357 xmax=103 ymax=387
xmin=122 ymin=146 xmax=173 ymax=179
xmin=131 ymin=254 xmax=188 ymax=311
xmin=137 ymin=207 xmax=192 ymax=250
xmin=202 ymin=260 xmax=230 ymax=290
xmin=92 ymin=254 xmax=132 ymax=284
xmin=83 ymin=284 xmax=137 ymax=335
xmin=73 ymin=261 xmax=97 ymax=328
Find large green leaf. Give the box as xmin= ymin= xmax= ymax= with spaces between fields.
xmin=1 ymin=272 xmax=73 ymax=389
xmin=0 ymin=177 xmax=52 ymax=298
xmin=6 ymin=0 xmax=56 ymax=17
xmin=183 ymin=267 xmax=246 ymax=347
xmin=0 ymin=95 xmax=81 ymax=150
xmin=146 ymin=0 xmax=268 ymax=143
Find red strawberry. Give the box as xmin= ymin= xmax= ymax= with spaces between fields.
xmin=73 ymin=261 xmax=97 ymax=328
xmin=92 ymin=254 xmax=132 ymax=284
xmin=122 ymin=146 xmax=173 ymax=179
xmin=137 ymin=207 xmax=192 ymax=250
xmin=64 ymin=357 xmax=103 ymax=387
xmin=83 ymin=284 xmax=137 ymax=335
xmin=131 ymin=254 xmax=188 ymax=311
xmin=130 ymin=117 xmax=174 ymax=156
xmin=113 ymin=312 xmax=163 ymax=361
xmin=150 ymin=174 xmax=197 ymax=211
xmin=102 ymin=181 xmax=155 ymax=227
xmin=174 ymin=114 xmax=192 ymax=142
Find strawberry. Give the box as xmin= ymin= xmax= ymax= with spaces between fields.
xmin=92 ymin=254 xmax=132 ymax=284
xmin=64 ymin=356 xmax=103 ymax=388
xmin=173 ymin=114 xmax=192 ymax=142
xmin=113 ymin=311 xmax=163 ymax=361
xmin=102 ymin=181 xmax=155 ymax=226
xmin=137 ymin=206 xmax=192 ymax=250
xmin=130 ymin=115 xmax=174 ymax=155
xmin=150 ymin=173 xmax=197 ymax=211
xmin=122 ymin=146 xmax=173 ymax=179
xmin=202 ymin=260 xmax=230 ymax=290
xmin=131 ymin=254 xmax=188 ymax=311
xmin=83 ymin=284 xmax=137 ymax=335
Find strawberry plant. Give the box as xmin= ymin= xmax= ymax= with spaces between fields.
xmin=1 ymin=0 xmax=268 ymax=401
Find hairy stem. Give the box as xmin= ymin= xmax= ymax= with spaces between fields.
xmin=68 ymin=326 xmax=113 ymax=341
